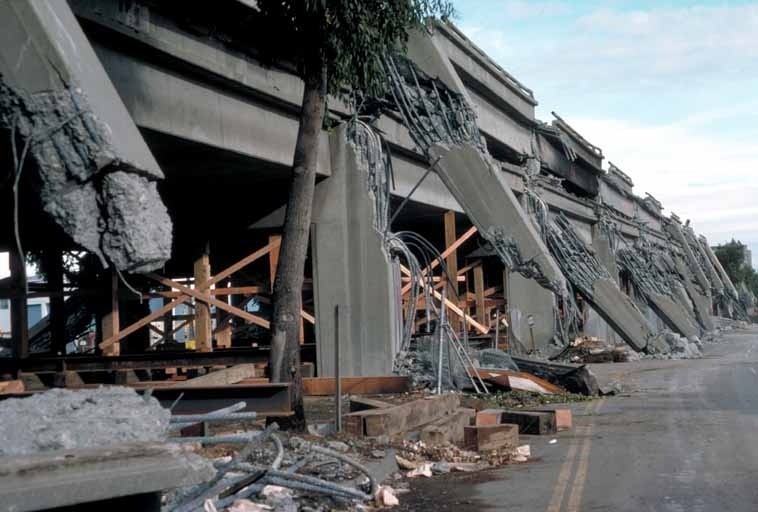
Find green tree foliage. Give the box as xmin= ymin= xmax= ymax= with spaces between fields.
xmin=714 ymin=239 xmax=758 ymax=296
xmin=255 ymin=0 xmax=454 ymax=429
xmin=255 ymin=0 xmax=455 ymax=97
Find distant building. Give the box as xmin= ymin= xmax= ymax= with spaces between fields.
xmin=0 ymin=275 xmax=51 ymax=339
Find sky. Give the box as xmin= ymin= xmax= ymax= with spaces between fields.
xmin=453 ymin=0 xmax=758 ymax=267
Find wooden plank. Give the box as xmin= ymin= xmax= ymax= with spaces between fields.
xmin=359 ymin=394 xmax=461 ymax=437
xmin=420 ymin=408 xmax=475 ymax=446
xmin=349 ymin=396 xmax=394 ymax=413
xmin=0 ymin=380 xmax=25 ymax=394
xmin=269 ymin=235 xmax=281 ymax=291
xmin=99 ymin=296 xmax=191 ymax=350
xmin=464 ymin=424 xmax=519 ymax=451
xmin=101 ymin=270 xmax=120 ymax=356
xmin=145 ymin=286 xmax=266 ymax=299
xmin=194 ymin=252 xmax=212 ymax=353
xmin=474 ymin=264 xmax=486 ymax=325
xmin=499 ymin=410 xmax=556 ymax=435
xmin=182 ymin=364 xmax=260 ymax=387
xmin=444 ymin=211 xmax=460 ymax=330
xmin=457 ymin=260 xmax=481 ymax=277
xmin=205 ymin=239 xmax=281 ymax=289
xmin=144 ymin=273 xmax=270 ymax=328
xmin=400 ymin=265 xmax=489 ymax=334
xmin=46 ymin=250 xmax=65 ymax=356
xmin=302 ymin=376 xmax=410 ymax=396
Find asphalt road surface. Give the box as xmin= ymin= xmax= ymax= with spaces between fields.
xmin=406 ymin=325 xmax=758 ymax=512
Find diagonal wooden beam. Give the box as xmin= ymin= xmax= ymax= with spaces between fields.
xmin=400 ymin=265 xmax=488 ymax=334
xmin=99 ymin=296 xmax=190 ymax=350
xmin=205 ymin=239 xmax=281 ymax=289
xmin=401 ymin=226 xmax=478 ymax=295
xmin=145 ymin=273 xmax=270 ymax=329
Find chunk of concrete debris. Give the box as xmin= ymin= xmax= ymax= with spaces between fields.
xmin=513 ymin=444 xmax=531 ymax=462
xmin=499 ymin=410 xmax=556 ymax=435
xmin=395 ymin=455 xmax=419 ymax=470
xmin=511 ymin=356 xmax=600 ymax=396
xmin=375 ymin=486 xmax=400 ymax=507
xmin=0 ymin=387 xmax=170 ymax=456
xmin=407 ymin=463 xmax=433 ymax=478
xmin=260 ymin=485 xmax=296 ymax=512
xmin=419 ymin=408 xmax=476 ymax=446
xmin=326 ymin=440 xmax=350 ymax=453
xmin=227 ymin=500 xmax=273 ymax=512
xmin=464 ymin=424 xmax=519 ymax=452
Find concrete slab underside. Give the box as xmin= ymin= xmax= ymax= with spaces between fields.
xmin=312 ymin=127 xmax=399 ymax=377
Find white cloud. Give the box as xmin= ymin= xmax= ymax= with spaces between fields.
xmin=459 ymin=25 xmax=512 ymax=58
xmin=501 ymin=0 xmax=569 ymax=19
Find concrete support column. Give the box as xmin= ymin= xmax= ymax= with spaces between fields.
xmin=507 ymin=272 xmax=555 ymax=351
xmin=312 ymin=125 xmax=399 ymax=376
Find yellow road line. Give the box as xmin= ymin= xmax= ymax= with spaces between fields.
xmin=545 ymin=436 xmax=580 ymax=512
xmin=545 ymin=400 xmax=596 ymax=512
xmin=565 ymin=398 xmax=605 ymax=512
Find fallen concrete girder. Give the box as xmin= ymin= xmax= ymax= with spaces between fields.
xmin=699 ymin=235 xmax=748 ymax=320
xmin=547 ymin=214 xmax=654 ymax=352
xmin=664 ymin=217 xmax=711 ymax=297
xmin=685 ymin=226 xmax=724 ymax=296
xmin=0 ymin=0 xmax=171 ymax=272
xmin=673 ymin=254 xmax=715 ymax=331
xmin=393 ymin=33 xmax=566 ymax=294
xmin=616 ymin=246 xmax=700 ymax=339
xmin=428 ymin=143 xmax=565 ymax=292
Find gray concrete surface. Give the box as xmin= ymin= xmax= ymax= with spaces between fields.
xmin=0 ymin=387 xmax=169 ymax=456
xmin=406 ymin=325 xmax=758 ymax=511
xmin=311 ymin=125 xmax=399 ymax=377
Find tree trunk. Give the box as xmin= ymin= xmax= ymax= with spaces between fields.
xmin=268 ymin=63 xmax=327 ymax=430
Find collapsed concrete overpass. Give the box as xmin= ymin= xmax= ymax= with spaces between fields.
xmin=0 ymin=0 xmax=744 ymax=376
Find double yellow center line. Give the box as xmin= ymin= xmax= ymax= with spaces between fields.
xmin=546 ymin=398 xmax=605 ymax=512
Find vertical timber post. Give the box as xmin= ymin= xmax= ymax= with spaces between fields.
xmin=503 ymin=269 xmax=512 ymax=353
xmin=101 ymin=270 xmax=120 ymax=356
xmin=10 ymin=248 xmax=28 ymax=359
xmin=194 ymin=247 xmax=212 ymax=353
xmin=443 ymin=211 xmax=459 ymax=332
xmin=474 ymin=264 xmax=486 ymax=325
xmin=47 ymin=250 xmax=65 ymax=356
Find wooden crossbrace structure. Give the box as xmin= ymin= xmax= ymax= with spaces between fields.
xmin=98 ymin=237 xmax=315 ymax=353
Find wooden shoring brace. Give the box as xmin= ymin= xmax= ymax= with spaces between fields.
xmin=399 ymin=265 xmax=489 ymax=335
xmin=444 ymin=211 xmax=460 ymax=331
xmin=98 ymin=240 xmax=281 ymax=351
xmin=194 ymin=250 xmax=212 ymax=353
xmin=400 ymin=226 xmax=478 ymax=296
xmin=101 ymin=270 xmax=120 ymax=356
xmin=474 ymin=264 xmax=486 ymax=325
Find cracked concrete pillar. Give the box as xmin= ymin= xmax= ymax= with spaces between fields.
xmin=310 ymin=125 xmax=399 ymax=376
xmin=507 ymin=272 xmax=555 ymax=351
xmin=665 ymin=218 xmax=711 ymax=296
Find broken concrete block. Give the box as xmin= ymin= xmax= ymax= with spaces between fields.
xmin=464 ymin=424 xmax=519 ymax=452
xmin=500 ymin=410 xmax=556 ymax=435
xmin=526 ymin=408 xmax=572 ymax=431
xmin=419 ymin=408 xmax=475 ymax=446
